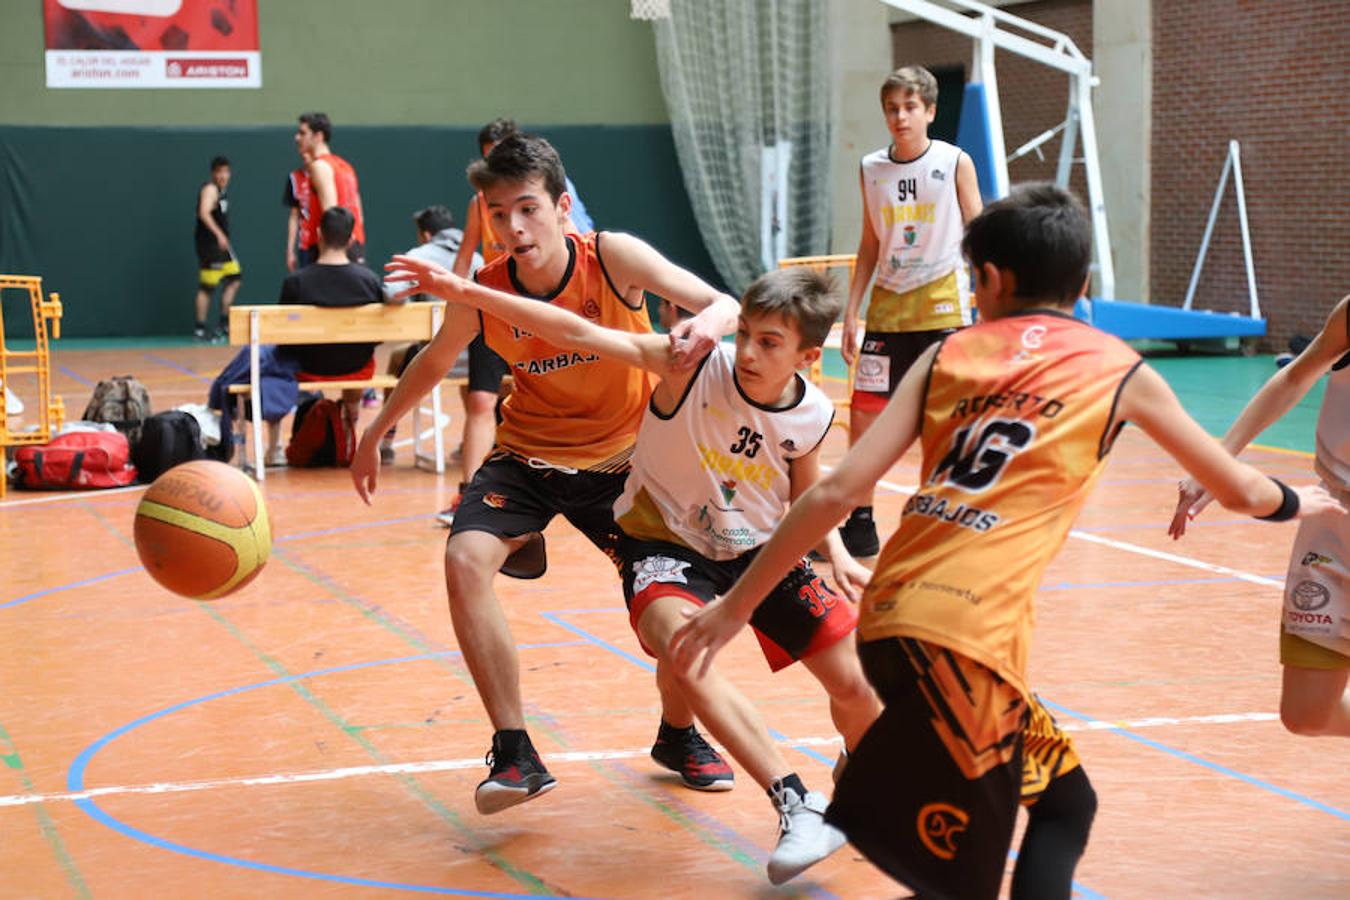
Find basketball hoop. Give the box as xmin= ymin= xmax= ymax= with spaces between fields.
xmin=630 ymin=0 xmax=671 ymax=21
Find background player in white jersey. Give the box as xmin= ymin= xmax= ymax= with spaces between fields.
xmin=837 ymin=65 xmax=983 ymax=556
xmin=385 ymin=258 xmax=882 ymax=885
xmin=1172 ymin=294 xmax=1350 ymax=737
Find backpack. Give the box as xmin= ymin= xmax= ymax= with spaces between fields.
xmin=132 ymin=410 xmax=206 ymax=483
xmin=13 ymin=431 xmax=138 ymax=490
xmin=82 ymin=376 xmax=152 ymax=446
xmin=285 ymin=394 xmax=355 ymax=468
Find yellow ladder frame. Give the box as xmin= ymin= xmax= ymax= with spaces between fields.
xmin=1 ymin=275 xmax=65 ymax=499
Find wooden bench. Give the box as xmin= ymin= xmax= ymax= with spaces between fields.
xmin=227 ymin=302 xmax=453 ymax=481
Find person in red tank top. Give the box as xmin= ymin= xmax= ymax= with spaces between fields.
xmin=294 ymin=112 xmax=367 ymax=264
xmin=351 ymin=134 xmax=742 ymax=817
xmin=671 ymin=185 xmax=1344 ymax=898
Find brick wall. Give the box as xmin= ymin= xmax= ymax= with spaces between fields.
xmin=1153 ymin=0 xmax=1349 ymax=346
xmin=891 ymin=0 xmax=1348 ymax=348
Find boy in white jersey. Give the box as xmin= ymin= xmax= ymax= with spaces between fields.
xmin=1172 ymin=294 xmax=1350 ymax=737
xmin=385 ymin=258 xmax=882 ymax=885
xmin=671 ymin=185 xmax=1342 ymax=898
xmin=838 ymin=65 xmax=984 ymax=557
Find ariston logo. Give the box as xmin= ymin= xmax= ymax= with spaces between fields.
xmin=917 ymin=801 xmax=968 ymax=860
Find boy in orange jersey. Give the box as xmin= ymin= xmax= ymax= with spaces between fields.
xmin=671 ymin=184 xmax=1344 ymax=898
xmin=385 ymin=259 xmax=883 ymax=884
xmin=351 ymin=134 xmax=743 ymax=815
xmin=1171 ymin=294 xmax=1350 ymax=738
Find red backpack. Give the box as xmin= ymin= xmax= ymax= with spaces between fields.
xmin=285 ymin=396 xmax=355 ymax=468
xmin=13 ymin=430 xmax=139 ymax=489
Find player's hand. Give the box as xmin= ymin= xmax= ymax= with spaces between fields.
xmin=1293 ymin=484 xmax=1349 ymax=521
xmin=840 ymin=317 xmax=860 ymax=365
xmin=384 ymin=255 xmax=466 ymax=303
xmin=669 ymin=595 xmax=747 ymax=679
xmin=286 ymin=250 xmax=297 ymax=273
xmin=829 ymin=552 xmax=872 ymax=603
xmin=668 ymin=311 xmax=718 ymax=371
xmin=216 ymin=234 xmax=230 ymax=251
xmin=1168 ymin=476 xmax=1213 ymax=539
xmin=350 ymin=429 xmax=381 ymax=505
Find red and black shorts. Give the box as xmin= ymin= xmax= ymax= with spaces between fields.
xmin=619 ymin=539 xmax=858 ymax=671
xmin=851 ymin=328 xmax=956 ymax=414
xmin=449 ymin=451 xmax=627 ymax=578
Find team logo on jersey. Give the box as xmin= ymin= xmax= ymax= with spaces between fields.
xmin=917 ymin=802 xmax=969 ymax=860
xmin=931 ymin=168 xmax=946 ymax=181
xmin=1021 ymin=325 xmax=1048 ymax=349
xmin=483 ymin=492 xmax=508 ymax=509
xmin=632 ymin=555 xmax=692 ymax=594
xmin=779 ymin=438 xmax=797 ymax=452
xmin=718 ymin=479 xmax=737 ymax=506
xmin=582 ymin=298 xmax=602 ymax=319
xmin=903 ymin=224 xmax=918 ymax=246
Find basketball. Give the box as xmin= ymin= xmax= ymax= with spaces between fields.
xmin=133 ymin=460 xmax=272 ymax=600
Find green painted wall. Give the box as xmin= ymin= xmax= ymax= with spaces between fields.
xmin=0 ymin=2 xmax=729 ymax=338
xmin=0 ymin=1 xmax=669 ymax=126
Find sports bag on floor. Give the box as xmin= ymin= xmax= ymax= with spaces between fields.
xmin=286 ymin=394 xmax=355 ymax=468
xmin=82 ymin=376 xmax=152 ymax=446
xmin=132 ymin=410 xmax=206 ymax=483
xmin=13 ymin=431 xmax=138 ymax=489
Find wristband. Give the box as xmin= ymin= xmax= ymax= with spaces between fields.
xmin=1256 ymin=478 xmax=1299 ymax=522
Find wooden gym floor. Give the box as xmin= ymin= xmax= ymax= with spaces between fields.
xmin=1 ymin=344 xmax=1347 ymax=898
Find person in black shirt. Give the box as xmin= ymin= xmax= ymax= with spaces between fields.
xmin=194 ymin=156 xmax=242 ymax=342
xmin=277 ymin=206 xmax=392 ymax=423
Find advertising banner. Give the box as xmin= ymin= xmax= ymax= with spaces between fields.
xmin=44 ymin=0 xmax=261 ymax=89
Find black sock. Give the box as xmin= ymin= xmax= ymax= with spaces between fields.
xmin=768 ymin=772 xmax=807 ymax=800
xmin=492 ymin=728 xmax=531 ymax=757
xmin=218 ymin=313 xmax=229 ymax=328
xmin=1011 ymin=767 xmax=1097 ymax=900
xmin=658 ymin=720 xmax=696 ymax=742
xmin=194 ymin=320 xmax=206 ymax=331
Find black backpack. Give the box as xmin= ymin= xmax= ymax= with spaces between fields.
xmin=132 ymin=410 xmax=206 ymax=483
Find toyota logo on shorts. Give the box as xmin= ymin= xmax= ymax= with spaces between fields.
xmin=1291 ymin=580 xmax=1331 ymax=611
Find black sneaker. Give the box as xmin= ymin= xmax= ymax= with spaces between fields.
xmin=474 ymin=734 xmax=557 ymax=814
xmin=651 ymin=729 xmax=734 ymax=791
xmin=838 ymin=508 xmax=879 ymax=557
xmin=193 ymin=326 xmax=208 ymax=342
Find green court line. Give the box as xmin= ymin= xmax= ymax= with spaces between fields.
xmin=0 ymin=721 xmax=91 ymax=898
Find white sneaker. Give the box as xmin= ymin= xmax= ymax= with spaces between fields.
xmin=266 ymin=447 xmax=287 ymax=468
xmin=766 ymin=785 xmax=847 ymax=885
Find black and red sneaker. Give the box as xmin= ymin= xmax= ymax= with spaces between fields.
xmin=651 ymin=728 xmax=735 ymax=792
xmin=474 ymin=732 xmax=557 ymax=814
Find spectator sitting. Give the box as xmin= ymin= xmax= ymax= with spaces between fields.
xmin=275 ymin=205 xmax=393 ymax=459
xmin=377 ymin=205 xmax=483 ymax=464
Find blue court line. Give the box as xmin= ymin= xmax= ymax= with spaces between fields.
xmin=58 ymin=365 xmax=93 ymax=387
xmin=1 ymin=568 xmax=138 ymax=611
xmin=66 ymin=646 xmax=599 ymax=898
xmin=1041 ymin=698 xmax=1349 ymax=821
xmin=144 ymin=353 xmax=211 ymax=383
xmin=276 ymin=513 xmax=438 ymax=544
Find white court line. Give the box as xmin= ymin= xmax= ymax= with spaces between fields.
xmin=0 ymin=712 xmax=1279 ymax=810
xmin=0 ymin=483 xmax=147 ymax=508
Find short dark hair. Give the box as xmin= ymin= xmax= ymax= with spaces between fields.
xmin=299 ymin=112 xmax=332 ymax=142
xmin=962 ymin=183 xmax=1092 ymax=305
xmin=319 ymin=205 xmax=355 ymax=249
xmin=467 ymin=134 xmax=567 ymax=203
xmin=740 ymin=268 xmax=841 ymax=348
xmin=477 ymin=117 xmax=518 ymax=152
xmin=210 ymin=155 xmax=229 ymax=171
xmin=414 ymin=205 xmax=456 ymax=234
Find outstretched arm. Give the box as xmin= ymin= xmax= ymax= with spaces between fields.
xmin=669 ymin=342 xmax=936 ymax=677
xmin=1170 ymin=296 xmax=1350 ymax=536
xmin=386 ymin=254 xmax=675 ymax=380
xmin=1118 ymin=365 xmax=1345 ymax=536
xmin=597 ymin=231 xmax=740 ymax=369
